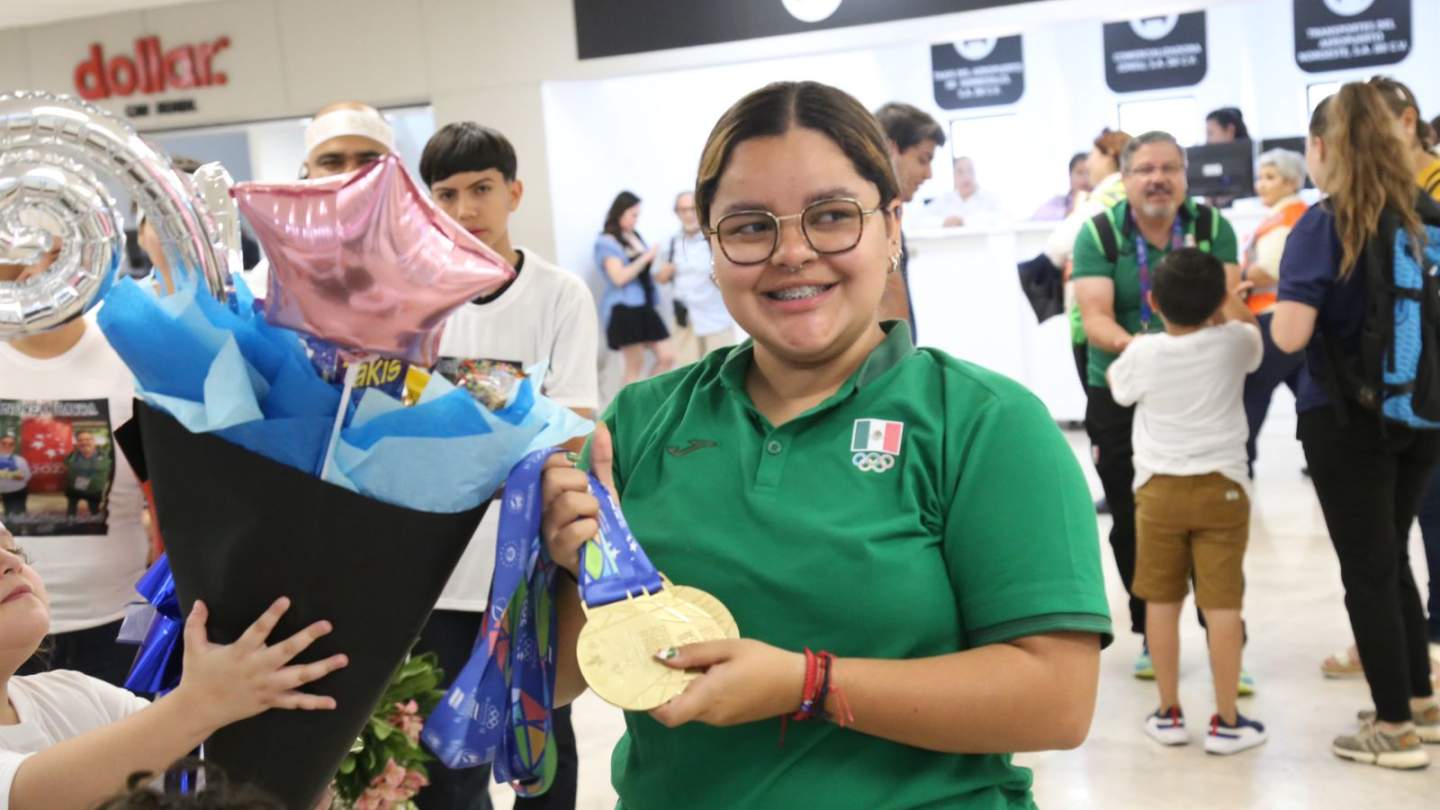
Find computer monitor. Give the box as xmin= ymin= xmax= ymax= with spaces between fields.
xmin=1259 ymin=137 xmax=1314 ymax=188
xmin=1186 ymin=140 xmax=1255 ymax=201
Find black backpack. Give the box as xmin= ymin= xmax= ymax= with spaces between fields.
xmin=1016 ymin=252 xmax=1064 ymax=322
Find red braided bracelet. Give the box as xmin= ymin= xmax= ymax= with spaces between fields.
xmin=793 ymin=648 xmax=820 ymax=720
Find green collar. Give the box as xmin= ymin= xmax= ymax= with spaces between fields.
xmin=718 ymin=320 xmax=916 ymax=401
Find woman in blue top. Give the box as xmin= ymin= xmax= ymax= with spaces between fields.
xmin=1272 ymin=82 xmax=1440 ymax=769
xmin=595 ymin=191 xmax=675 ymax=385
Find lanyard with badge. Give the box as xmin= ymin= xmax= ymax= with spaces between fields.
xmin=1132 ymin=211 xmax=1188 ymax=329
xmin=423 ymin=448 xmax=738 ymax=796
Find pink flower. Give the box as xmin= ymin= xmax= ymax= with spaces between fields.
xmin=401 ymin=768 xmax=428 ymax=793
xmin=387 ymin=700 xmax=425 ymax=745
xmin=358 ymin=759 xmax=430 ymax=807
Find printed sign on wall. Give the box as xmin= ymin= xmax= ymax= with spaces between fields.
xmin=932 ymin=36 xmax=1025 ymax=110
xmin=1103 ymin=13 xmax=1208 ymax=93
xmin=1293 ymin=0 xmax=1410 ymax=73
xmin=573 ymin=0 xmax=1038 ymax=59
xmin=72 ymin=35 xmax=232 ymax=122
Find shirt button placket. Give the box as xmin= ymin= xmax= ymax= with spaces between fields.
xmin=755 ymin=434 xmax=786 ymax=491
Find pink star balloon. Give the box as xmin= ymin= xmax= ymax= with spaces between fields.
xmin=232 ymin=155 xmax=514 ymax=365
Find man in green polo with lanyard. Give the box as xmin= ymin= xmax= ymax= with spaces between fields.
xmin=1074 ymin=130 xmax=1241 ymax=681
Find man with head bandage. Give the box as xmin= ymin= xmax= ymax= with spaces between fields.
xmin=244 ymin=102 xmax=398 ymax=296
xmin=302 ymin=101 xmax=396 ymax=179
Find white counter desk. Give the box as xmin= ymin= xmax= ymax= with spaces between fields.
xmin=905 ymin=208 xmax=1268 ymax=423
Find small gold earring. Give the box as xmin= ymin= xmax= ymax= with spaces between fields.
xmin=888 ymin=253 xmax=900 ymax=274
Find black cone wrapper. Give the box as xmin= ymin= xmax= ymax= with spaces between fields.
xmin=132 ymin=401 xmax=487 ymax=809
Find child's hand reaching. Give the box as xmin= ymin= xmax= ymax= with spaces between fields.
xmin=5 ymin=596 xmax=350 ymax=810
xmin=171 ymin=597 xmax=349 ymax=733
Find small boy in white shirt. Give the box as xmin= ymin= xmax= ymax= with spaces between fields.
xmin=1107 ymin=247 xmax=1265 ymax=755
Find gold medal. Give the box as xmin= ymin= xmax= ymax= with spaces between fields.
xmin=578 ymin=585 xmax=730 ymax=711
xmin=663 ymin=577 xmax=740 ymax=639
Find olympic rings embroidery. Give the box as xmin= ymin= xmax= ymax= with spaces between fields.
xmin=851 ymin=451 xmax=896 ymax=473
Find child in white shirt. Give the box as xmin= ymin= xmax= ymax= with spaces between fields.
xmin=1107 ymin=247 xmax=1265 ymax=755
xmin=0 ymin=518 xmax=347 ymax=810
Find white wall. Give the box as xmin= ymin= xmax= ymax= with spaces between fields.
xmin=542 ymin=49 xmax=900 ymax=282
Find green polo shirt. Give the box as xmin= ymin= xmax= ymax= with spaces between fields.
xmin=1071 ymin=199 xmax=1238 ymax=387
xmin=596 ymin=322 xmax=1111 ymax=810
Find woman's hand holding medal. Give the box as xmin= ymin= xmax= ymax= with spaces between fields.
xmin=539 ymin=424 xmax=612 ymax=579
xmin=542 ymin=425 xmax=804 ymax=724
xmin=649 ymin=639 xmax=807 ymax=728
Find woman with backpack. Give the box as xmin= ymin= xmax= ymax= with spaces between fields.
xmin=1272 ymin=82 xmax=1440 ymax=768
xmin=1319 ymin=77 xmax=1440 ymax=685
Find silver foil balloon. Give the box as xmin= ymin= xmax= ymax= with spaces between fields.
xmin=192 ymin=161 xmax=242 ymax=284
xmin=0 ymin=91 xmax=229 ymax=339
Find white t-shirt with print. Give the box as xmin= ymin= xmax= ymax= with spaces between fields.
xmin=0 ymin=319 xmax=148 ymax=634
xmin=0 ymin=670 xmax=150 ymax=808
xmin=1108 ymin=321 xmax=1263 ymax=493
xmin=434 ymin=248 xmax=599 ymax=612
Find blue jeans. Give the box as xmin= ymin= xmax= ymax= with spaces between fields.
xmin=1243 ymin=312 xmax=1304 ymax=468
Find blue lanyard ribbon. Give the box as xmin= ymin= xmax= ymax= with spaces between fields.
xmin=422 ymin=448 xmax=562 ymax=796
xmin=122 ymin=554 xmax=184 ymax=695
xmin=1133 ymin=212 xmax=1187 ymax=329
xmin=421 ymin=452 xmax=667 ymax=796
xmin=579 ymin=475 xmax=663 ymax=607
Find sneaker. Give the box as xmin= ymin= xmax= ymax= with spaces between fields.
xmin=1205 ymin=713 xmax=1267 ymax=755
xmin=1144 ymin=707 xmax=1188 ymax=746
xmin=1356 ymin=704 xmax=1440 ymax=744
xmin=1135 ymin=643 xmax=1155 ymax=680
xmin=1238 ymin=669 xmax=1256 ymax=697
xmin=1332 ymin=722 xmax=1430 ymax=769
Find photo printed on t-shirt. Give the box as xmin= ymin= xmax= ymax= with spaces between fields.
xmin=0 ymin=398 xmax=117 ymax=537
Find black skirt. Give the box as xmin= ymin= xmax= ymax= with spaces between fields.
xmin=607 ymin=304 xmax=670 ymax=350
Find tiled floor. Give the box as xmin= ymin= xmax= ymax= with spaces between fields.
xmin=492 ymin=390 xmax=1440 ymax=808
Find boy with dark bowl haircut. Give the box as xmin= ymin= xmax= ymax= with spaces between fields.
xmin=415 ymin=121 xmax=598 ymax=810
xmin=1107 ymin=248 xmax=1266 ymax=755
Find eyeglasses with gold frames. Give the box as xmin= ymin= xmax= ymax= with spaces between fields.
xmin=705 ymin=197 xmax=884 ymax=266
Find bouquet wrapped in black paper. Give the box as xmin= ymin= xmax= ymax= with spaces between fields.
xmin=98 ymin=155 xmax=590 ymax=809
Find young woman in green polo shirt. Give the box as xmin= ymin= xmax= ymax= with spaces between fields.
xmin=540 ymin=81 xmax=1112 ymax=809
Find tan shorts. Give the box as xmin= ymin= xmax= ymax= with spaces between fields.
xmin=1133 ymin=473 xmax=1250 ymax=609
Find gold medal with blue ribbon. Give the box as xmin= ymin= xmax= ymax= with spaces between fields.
xmin=575 ymin=475 xmax=739 ymax=710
